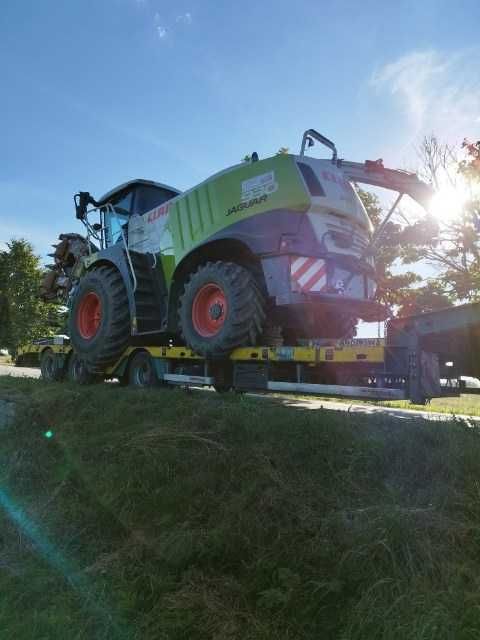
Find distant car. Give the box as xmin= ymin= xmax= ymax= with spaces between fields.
xmin=461 ymin=376 xmax=480 ymax=389
xmin=441 ymin=376 xmax=480 ymax=390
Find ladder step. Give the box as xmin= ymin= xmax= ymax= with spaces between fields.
xmin=163 ymin=373 xmax=214 ymax=385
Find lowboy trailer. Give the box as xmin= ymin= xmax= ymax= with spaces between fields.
xmin=16 ymin=301 xmax=480 ymax=405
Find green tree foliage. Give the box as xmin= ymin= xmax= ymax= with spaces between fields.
xmin=356 ymin=187 xmax=451 ymax=315
xmin=0 ymin=239 xmax=62 ymax=354
xmin=357 ymin=188 xmax=418 ymax=310
xmin=459 ymin=139 xmax=480 ymax=182
xmin=401 ymin=136 xmax=480 ymax=302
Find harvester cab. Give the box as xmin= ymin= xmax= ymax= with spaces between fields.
xmin=41 ymin=128 xmax=435 ymax=373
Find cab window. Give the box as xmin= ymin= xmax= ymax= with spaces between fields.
xmin=111 ymin=190 xmax=133 ymax=216
xmin=134 ymin=185 xmax=177 ymax=216
xmin=104 ymin=190 xmax=133 ymax=246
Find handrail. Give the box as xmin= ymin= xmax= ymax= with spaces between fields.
xmin=300 ymin=129 xmax=338 ymax=162
xmin=103 ymin=203 xmax=138 ymax=293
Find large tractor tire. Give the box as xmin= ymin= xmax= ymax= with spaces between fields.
xmin=178 ymin=261 xmax=266 ymax=357
xmin=69 ymin=266 xmax=130 ymax=372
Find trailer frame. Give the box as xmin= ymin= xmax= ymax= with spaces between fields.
xmin=17 ymin=302 xmax=479 ymax=404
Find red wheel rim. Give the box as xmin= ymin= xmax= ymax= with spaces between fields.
xmin=77 ymin=292 xmax=102 ymax=339
xmin=192 ymin=283 xmax=228 ymax=337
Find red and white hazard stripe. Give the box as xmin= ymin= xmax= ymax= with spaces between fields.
xmin=290 ymin=256 xmax=327 ymax=293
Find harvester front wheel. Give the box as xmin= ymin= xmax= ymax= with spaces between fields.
xmin=69 ymin=266 xmax=130 ymax=372
xmin=179 ymin=261 xmax=265 ymax=357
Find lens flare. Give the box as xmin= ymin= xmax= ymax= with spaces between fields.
xmin=430 ymin=184 xmax=469 ymax=221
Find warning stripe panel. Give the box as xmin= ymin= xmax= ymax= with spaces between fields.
xmin=290 ymin=256 xmax=327 ymax=293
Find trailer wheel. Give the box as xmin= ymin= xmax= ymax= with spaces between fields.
xmin=67 ymin=353 xmax=100 ymax=385
xmin=40 ymin=349 xmax=65 ymax=382
xmin=69 ymin=266 xmax=130 ymax=371
xmin=128 ymin=351 xmax=158 ymax=387
xmin=179 ymin=261 xmax=266 ymax=357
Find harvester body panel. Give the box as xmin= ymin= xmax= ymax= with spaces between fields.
xmin=123 ymin=153 xmax=378 ymax=332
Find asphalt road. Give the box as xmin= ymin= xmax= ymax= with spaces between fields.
xmin=270 ymin=395 xmax=480 ymax=424
xmin=1 ymin=363 xmax=479 ymax=424
xmin=0 ymin=363 xmax=40 ymax=378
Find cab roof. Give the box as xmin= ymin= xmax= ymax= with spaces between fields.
xmin=98 ymin=179 xmax=181 ymax=205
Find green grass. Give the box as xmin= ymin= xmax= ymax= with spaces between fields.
xmin=2 ymin=376 xmax=480 ymax=639
xmin=379 ymin=394 xmax=480 ymax=416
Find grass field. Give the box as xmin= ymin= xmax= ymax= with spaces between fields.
xmin=2 ymin=375 xmax=480 ymax=639
xmin=380 ymin=394 xmax=480 ymax=416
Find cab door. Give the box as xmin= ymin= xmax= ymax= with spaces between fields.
xmin=104 ymin=189 xmax=134 ymax=247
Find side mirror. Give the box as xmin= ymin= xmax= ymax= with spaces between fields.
xmin=92 ymin=223 xmax=102 ymax=231
xmin=74 ymin=192 xmax=98 ymax=220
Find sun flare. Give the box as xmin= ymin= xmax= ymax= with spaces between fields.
xmin=429 ymin=177 xmax=480 ymax=222
xmin=430 ymin=184 xmax=470 ymax=221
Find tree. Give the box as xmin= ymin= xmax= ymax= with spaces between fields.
xmin=0 ymin=239 xmax=61 ymax=355
xmin=356 ymin=187 xmax=451 ymax=315
xmin=459 ymin=139 xmax=480 ymax=182
xmin=357 ymin=133 xmax=480 ymax=314
xmin=356 ymin=188 xmax=418 ymax=311
xmin=400 ymin=135 xmax=480 ymax=302
xmin=459 ymin=138 xmax=480 ymax=233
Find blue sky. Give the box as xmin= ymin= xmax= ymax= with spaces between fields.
xmin=1 ymin=0 xmax=480 ymax=262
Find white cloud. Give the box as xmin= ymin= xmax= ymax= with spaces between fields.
xmin=176 ymin=12 xmax=192 ymax=24
xmin=156 ymin=25 xmax=167 ymax=39
xmin=370 ymin=49 xmax=480 ymax=144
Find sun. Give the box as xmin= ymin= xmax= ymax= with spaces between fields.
xmin=430 ymin=184 xmax=470 ymax=221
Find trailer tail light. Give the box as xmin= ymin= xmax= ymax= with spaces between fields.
xmin=290 ymin=256 xmax=327 ymax=293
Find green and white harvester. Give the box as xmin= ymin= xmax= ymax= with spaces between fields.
xmin=41 ymin=129 xmax=433 ymax=374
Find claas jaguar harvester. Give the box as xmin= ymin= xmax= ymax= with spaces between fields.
xmin=42 ymin=129 xmax=433 ymax=373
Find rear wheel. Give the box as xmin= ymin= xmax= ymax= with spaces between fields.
xmin=178 ymin=261 xmax=266 ymax=357
xmin=128 ymin=351 xmax=158 ymax=387
xmin=67 ymin=353 xmax=100 ymax=384
xmin=69 ymin=266 xmax=130 ymax=372
xmin=40 ymin=349 xmax=65 ymax=382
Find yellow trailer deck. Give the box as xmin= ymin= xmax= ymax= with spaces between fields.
xmin=15 ymin=301 xmax=480 ymax=404
xmin=16 ymin=338 xmax=404 ymax=401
